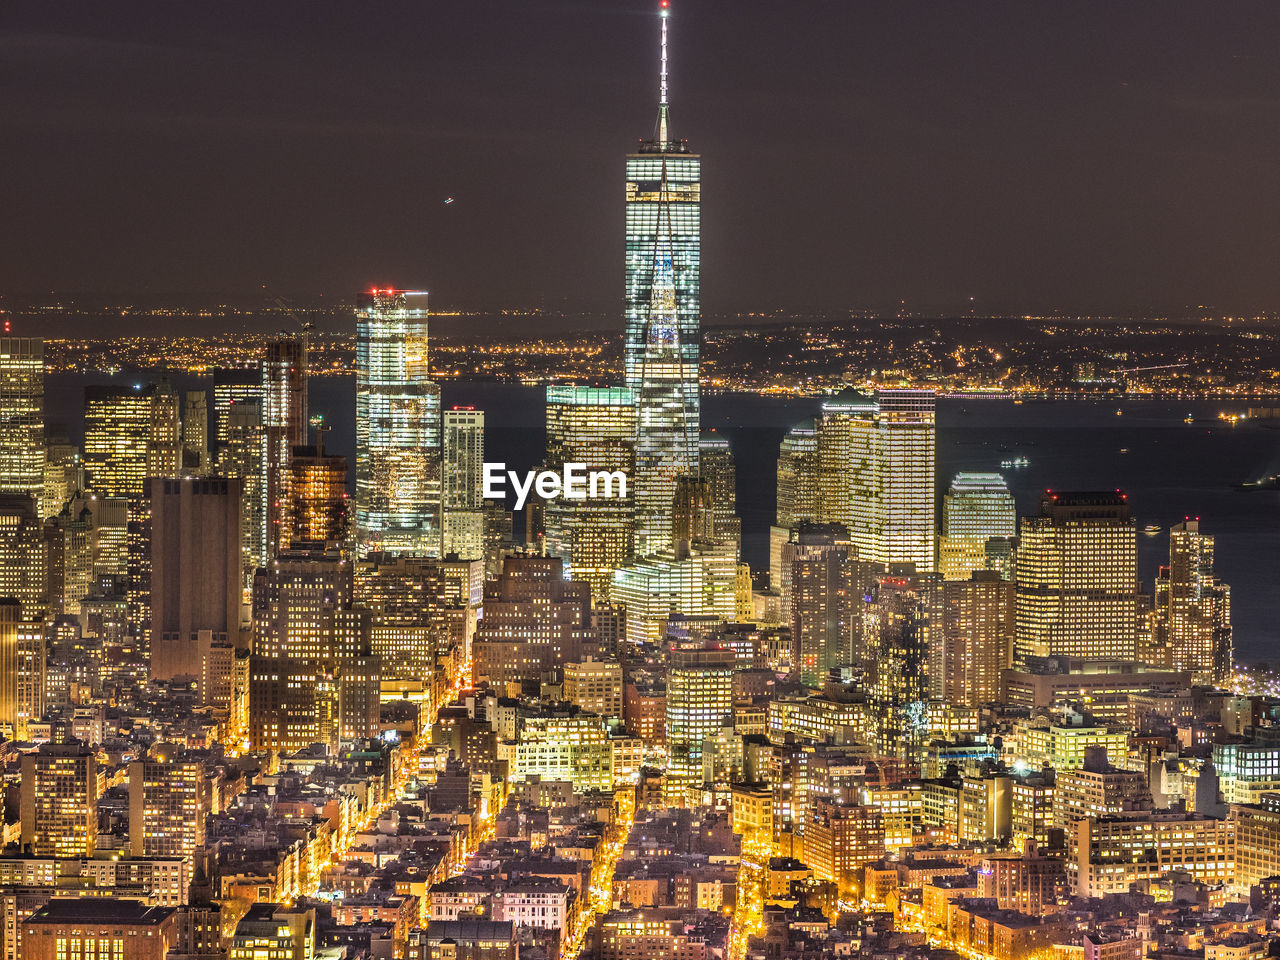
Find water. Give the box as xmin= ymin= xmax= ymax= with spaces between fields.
xmin=45 ymin=374 xmax=1280 ymax=662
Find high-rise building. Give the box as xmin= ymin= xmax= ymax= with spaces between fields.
xmin=442 ymin=407 xmax=485 ymax=560
xmin=939 ymin=472 xmax=1016 ymax=581
xmin=665 ymin=645 xmax=734 ymax=798
xmin=42 ymin=427 xmax=84 ymax=520
xmin=146 ymin=477 xmax=242 ymax=701
xmin=20 ymin=740 xmax=98 ymax=857
xmin=544 ymin=385 xmax=636 ymax=600
xmin=564 ymin=657 xmax=625 ymax=721
xmin=626 ymin=3 xmax=701 ymax=556
xmin=250 ymin=550 xmax=380 ymax=751
xmin=355 ymin=290 xmax=441 ymax=556
xmin=698 ymin=432 xmax=741 ymax=549
xmin=0 ymin=494 xmax=46 ymax=617
xmin=1151 ymin=519 xmax=1231 ymax=684
xmin=1015 ymin=491 xmax=1139 ymax=666
xmin=788 ymin=524 xmax=863 ymax=688
xmin=283 ymin=430 xmax=347 ymax=551
xmin=218 ymin=398 xmax=266 ymax=584
xmin=146 ymin=378 xmax=183 ymax=482
xmin=181 ymin=390 xmax=209 ymax=475
xmin=671 ymin=474 xmax=714 ymax=545
xmin=869 ymin=570 xmax=943 ymax=761
xmin=941 ymin=571 xmax=1015 ymax=708
xmin=611 ymin=540 xmax=738 ymax=645
xmin=0 ymin=600 xmax=44 ymax=741
xmin=262 ymin=334 xmax=309 ymax=559
xmin=84 ymin=385 xmax=155 ymax=503
xmin=45 ymin=491 xmax=128 ymax=616
xmin=815 ymin=389 xmax=936 ymax=572
xmin=128 ymin=745 xmax=207 ymax=861
xmin=0 ymin=337 xmax=43 ymax=497
xmin=776 ymin=420 xmax=820 ymax=529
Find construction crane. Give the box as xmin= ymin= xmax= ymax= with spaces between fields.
xmin=260 ymin=283 xmax=314 ymax=334
xmin=1112 ymin=363 xmax=1188 ymax=374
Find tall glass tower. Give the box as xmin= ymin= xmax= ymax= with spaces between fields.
xmin=625 ymin=1 xmax=701 ymax=556
xmin=0 ymin=338 xmax=44 ymax=499
xmin=355 ymin=290 xmax=441 ymax=557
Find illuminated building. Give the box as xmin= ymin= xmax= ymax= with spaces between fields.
xmin=611 ymin=541 xmax=738 ymax=645
xmin=211 ymin=370 xmax=263 ymax=446
xmin=181 ymin=389 xmax=208 ymax=474
xmin=938 ymin=472 xmax=1016 ymax=580
xmin=976 ymin=845 xmax=1066 ymax=915
xmin=816 ymin=389 xmax=936 ymax=572
xmin=262 ymin=332 xmax=308 ymax=558
xmin=1009 ymin=773 xmax=1056 ymax=849
xmin=869 ymin=571 xmax=942 ymax=761
xmin=544 ymin=385 xmax=636 ymax=600
xmin=83 ymin=385 xmax=155 ymax=502
xmin=229 ymin=904 xmax=314 ymax=960
xmin=664 ymin=645 xmax=733 ymax=798
xmin=146 ymin=477 xmax=242 ymax=705
xmin=1233 ymin=798 xmax=1280 ymax=891
xmin=787 ymin=524 xmax=862 ymax=688
xmin=46 ymin=492 xmax=127 ymax=618
xmin=626 ymin=1 xmax=701 ymax=556
xmin=671 ymin=473 xmax=714 ymax=545
xmin=564 ymin=656 xmax=624 ymax=720
xmin=146 ymin=378 xmax=182 ymax=482
xmin=941 ymin=571 xmax=1014 ymax=708
xmin=128 ymin=746 xmax=207 ymax=862
xmin=1053 ymin=748 xmax=1150 ymax=829
xmin=442 ymin=407 xmax=485 ymax=560
xmin=472 ymin=555 xmax=595 ymax=691
xmin=355 ymin=289 xmax=440 ymax=556
xmin=0 ymin=601 xmax=44 ymax=741
xmin=776 ymin=420 xmax=820 ymax=529
xmin=1151 ymin=519 xmax=1232 ymax=684
xmin=20 ymin=741 xmax=98 ymax=857
xmin=42 ymin=428 xmax=84 ymax=520
xmin=0 ymin=495 xmax=46 ymax=618
xmin=354 ymin=553 xmax=482 ymax=685
xmin=283 ymin=431 xmax=347 ymax=550
xmin=249 ymin=551 xmax=380 ymax=751
xmin=22 ymin=900 xmax=179 ymax=960
xmin=217 ymin=397 xmax=265 ymax=585
xmin=698 ymin=432 xmax=741 ymax=548
xmin=804 ymin=797 xmax=885 ymax=899
xmin=0 ymin=338 xmax=43 ymax=497
xmin=766 ymin=693 xmax=869 ymax=744
xmin=1068 ymin=811 xmax=1234 ymax=896
xmin=513 ymin=707 xmax=614 ymax=792
xmin=1213 ymin=740 xmax=1280 ymax=805
xmin=1014 ymin=491 xmax=1139 ymax=666
xmin=1015 ymin=720 xmax=1127 ymax=771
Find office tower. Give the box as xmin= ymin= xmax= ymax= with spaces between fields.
xmin=471 ymin=555 xmax=595 ymax=691
xmin=20 ymin=740 xmax=98 ymax=856
xmin=611 ymin=540 xmax=738 ymax=645
xmin=1151 ymin=519 xmax=1232 ymax=684
xmin=564 ymin=657 xmax=625 ymax=720
xmin=805 ymin=798 xmax=886 ymax=900
xmin=45 ymin=492 xmax=128 ymax=616
xmin=938 ymin=472 xmax=1016 ymax=580
xmin=128 ymin=746 xmax=207 ymax=861
xmin=212 ymin=369 xmax=264 ymax=446
xmin=181 ymin=390 xmax=209 ymax=474
xmin=146 ymin=378 xmax=182 ymax=481
xmin=84 ymin=385 xmax=155 ymax=502
xmin=263 ymin=333 xmax=309 ymax=559
xmin=1015 ymin=491 xmax=1139 ymax=666
xmin=218 ymin=398 xmax=266 ymax=584
xmin=42 ymin=427 xmax=83 ymax=519
xmin=0 ymin=601 xmax=44 ymax=740
xmin=0 ymin=494 xmax=46 ymax=617
xmin=815 ymin=389 xmax=936 ymax=572
xmin=442 ymin=407 xmax=485 ymax=559
xmin=788 ymin=525 xmax=866 ymax=688
xmin=671 ymin=474 xmax=714 ymax=545
xmin=355 ymin=289 xmax=441 ymax=556
xmin=147 ymin=477 xmax=242 ymax=701
xmin=250 ymin=551 xmax=380 ymax=751
xmin=355 ymin=553 xmax=483 ymax=688
xmin=941 ymin=571 xmax=1015 ymax=708
xmin=665 ymin=645 xmax=734 ymax=799
xmin=777 ymin=420 xmax=820 ymax=528
xmin=626 ymin=2 xmax=701 ymax=557
xmin=544 ymin=385 xmax=636 ymax=600
xmin=0 ymin=337 xmax=43 ymax=497
xmin=698 ymin=432 xmax=741 ymax=548
xmin=283 ymin=430 xmax=347 ymax=551
xmin=869 ymin=570 xmax=942 ymax=761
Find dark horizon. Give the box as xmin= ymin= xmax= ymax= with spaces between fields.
xmin=7 ymin=1 xmax=1280 ymax=335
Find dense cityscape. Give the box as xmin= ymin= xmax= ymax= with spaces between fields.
xmin=2 ymin=4 xmax=1280 ymax=960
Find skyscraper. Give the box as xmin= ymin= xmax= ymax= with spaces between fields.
xmin=787 ymin=524 xmax=867 ymax=688
xmin=128 ymin=745 xmax=207 ymax=861
xmin=776 ymin=419 xmax=820 ymax=529
xmin=942 ymin=571 xmax=1015 ymax=708
xmin=146 ymin=378 xmax=183 ymax=482
xmin=84 ymin=385 xmax=156 ymax=503
xmin=0 ymin=494 xmax=46 ymax=618
xmin=626 ymin=2 xmax=701 ymax=556
xmin=283 ymin=430 xmax=347 ymax=551
xmin=355 ymin=289 xmax=441 ymax=557
xmin=698 ymin=432 xmax=741 ymax=549
xmin=543 ymin=385 xmax=636 ymax=600
xmin=1014 ymin=491 xmax=1139 ymax=666
xmin=1152 ymin=519 xmax=1231 ymax=684
xmin=263 ymin=333 xmax=309 ymax=558
xmin=20 ymin=740 xmax=98 ymax=857
xmin=218 ymin=398 xmax=266 ymax=585
xmin=442 ymin=407 xmax=485 ymax=560
xmin=181 ymin=390 xmax=209 ymax=475
xmin=0 ymin=600 xmax=45 ymax=741
xmin=939 ymin=472 xmax=1016 ymax=581
xmin=0 ymin=337 xmax=44 ymax=498
xmin=869 ymin=571 xmax=942 ymax=762
xmin=665 ymin=645 xmax=734 ymax=801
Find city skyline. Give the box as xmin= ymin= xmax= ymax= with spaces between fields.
xmin=9 ymin=2 xmax=1280 ymax=331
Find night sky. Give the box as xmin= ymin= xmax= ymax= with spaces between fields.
xmin=6 ymin=1 xmax=1280 ymax=331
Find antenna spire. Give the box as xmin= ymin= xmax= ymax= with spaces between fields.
xmin=657 ymin=0 xmax=671 ymax=147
